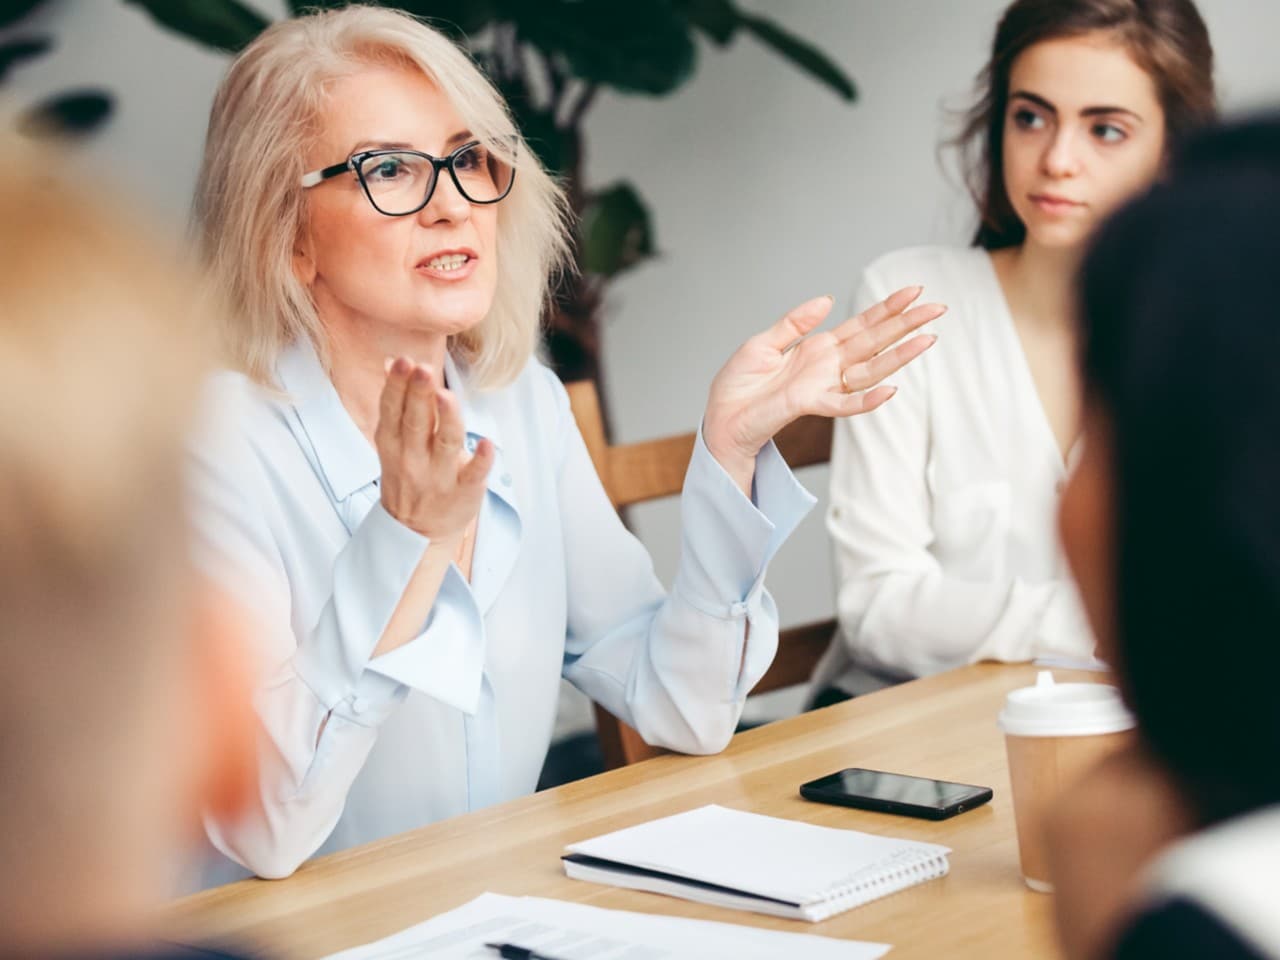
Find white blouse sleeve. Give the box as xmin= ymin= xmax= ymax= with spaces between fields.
xmin=826 ymin=267 xmax=1093 ymax=681
xmin=549 ymin=372 xmax=816 ymax=753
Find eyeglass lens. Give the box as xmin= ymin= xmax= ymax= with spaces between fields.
xmin=357 ymin=143 xmax=513 ymax=214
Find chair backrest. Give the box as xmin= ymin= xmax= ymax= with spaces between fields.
xmin=566 ymin=379 xmax=837 ymax=768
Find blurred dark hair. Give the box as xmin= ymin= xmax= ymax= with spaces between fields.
xmin=1078 ymin=115 xmax=1280 ymax=825
xmin=954 ymin=0 xmax=1216 ymax=250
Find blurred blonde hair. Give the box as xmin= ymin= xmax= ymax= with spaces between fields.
xmin=0 ymin=145 xmax=215 ymax=948
xmin=194 ymin=5 xmax=572 ymax=390
xmin=0 ymin=167 xmax=210 ymax=602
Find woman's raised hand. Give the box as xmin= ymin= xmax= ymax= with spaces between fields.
xmin=374 ymin=357 xmax=492 ymax=540
xmin=702 ymin=286 xmax=944 ymax=492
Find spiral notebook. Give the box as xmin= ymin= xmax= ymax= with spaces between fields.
xmin=562 ymin=804 xmax=950 ymax=923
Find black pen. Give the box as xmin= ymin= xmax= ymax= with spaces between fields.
xmin=484 ymin=942 xmax=567 ymax=960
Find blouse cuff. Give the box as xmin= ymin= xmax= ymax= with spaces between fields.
xmin=364 ymin=563 xmax=486 ymax=715
xmin=673 ymin=427 xmax=816 ymax=612
xmin=292 ymin=501 xmax=428 ymax=711
xmin=292 ymin=501 xmax=487 ymax=720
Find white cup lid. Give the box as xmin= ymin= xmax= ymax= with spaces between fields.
xmin=998 ymin=671 xmax=1135 ymax=737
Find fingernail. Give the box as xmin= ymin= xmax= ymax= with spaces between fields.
xmin=384 ymin=356 xmax=394 ymax=373
xmin=823 ymin=294 xmax=835 ymax=303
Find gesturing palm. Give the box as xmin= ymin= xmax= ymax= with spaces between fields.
xmin=702 ymin=286 xmax=944 ymax=494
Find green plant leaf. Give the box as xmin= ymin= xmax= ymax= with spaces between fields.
xmin=581 ymin=182 xmax=655 ymax=277
xmin=282 ymin=0 xmax=497 ymax=38
xmin=740 ymin=14 xmax=856 ymax=102
xmin=18 ymin=89 xmax=113 ymax=137
xmin=671 ymin=0 xmax=740 ymax=46
xmin=285 ymin=0 xmax=348 ymax=13
xmin=0 ymin=0 xmax=50 ymax=31
xmin=491 ymin=64 xmax=579 ymax=178
xmin=504 ymin=0 xmax=696 ymax=96
xmin=525 ymin=117 xmax=577 ymax=181
xmin=123 ymin=0 xmax=270 ymax=54
xmin=380 ymin=0 xmax=498 ymax=39
xmin=0 ymin=36 xmax=52 ymax=84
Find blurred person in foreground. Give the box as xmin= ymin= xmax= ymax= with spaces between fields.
xmin=0 ymin=153 xmax=258 ymax=957
xmin=1048 ymin=116 xmax=1280 ymax=959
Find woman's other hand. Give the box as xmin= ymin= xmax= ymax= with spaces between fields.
xmin=702 ymin=286 xmax=943 ymax=494
xmin=375 ymin=356 xmax=493 ymax=541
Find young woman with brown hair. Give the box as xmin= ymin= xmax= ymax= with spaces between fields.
xmin=814 ymin=0 xmax=1217 ymax=702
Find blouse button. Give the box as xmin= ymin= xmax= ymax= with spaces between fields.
xmin=350 ymin=696 xmax=369 ymax=715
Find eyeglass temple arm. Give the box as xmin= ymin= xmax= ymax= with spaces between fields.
xmin=299 ymin=160 xmax=354 ymax=189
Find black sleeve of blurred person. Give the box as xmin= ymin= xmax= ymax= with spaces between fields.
xmin=1112 ymin=898 xmax=1270 ymax=960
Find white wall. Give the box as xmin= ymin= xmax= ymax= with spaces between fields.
xmin=6 ymin=0 xmax=1278 ymax=730
xmin=0 ymin=0 xmax=291 ymax=222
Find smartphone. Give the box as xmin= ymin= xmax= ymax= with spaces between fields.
xmin=799 ymin=767 xmax=993 ymax=821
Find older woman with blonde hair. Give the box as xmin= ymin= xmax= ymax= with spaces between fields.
xmin=191 ymin=4 xmax=942 ymax=884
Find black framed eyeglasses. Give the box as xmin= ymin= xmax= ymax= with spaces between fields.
xmin=299 ymin=139 xmax=516 ymax=216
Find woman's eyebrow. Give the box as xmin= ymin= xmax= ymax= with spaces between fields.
xmin=347 ymin=139 xmax=415 ymax=154
xmin=1010 ymin=90 xmax=1142 ymax=122
xmin=1010 ymin=90 xmax=1058 ymax=114
xmin=344 ymin=131 xmax=476 ymax=155
xmin=1080 ymin=105 xmax=1143 ymax=122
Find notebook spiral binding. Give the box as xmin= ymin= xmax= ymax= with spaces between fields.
xmin=805 ymin=848 xmax=950 ymax=920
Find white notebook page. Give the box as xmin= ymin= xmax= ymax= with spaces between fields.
xmin=565 ymin=804 xmax=950 ymax=905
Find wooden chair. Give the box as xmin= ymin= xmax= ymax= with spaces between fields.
xmin=566 ymin=379 xmax=837 ymax=769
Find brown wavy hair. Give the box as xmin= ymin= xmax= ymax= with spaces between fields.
xmin=954 ymin=0 xmax=1216 ymax=250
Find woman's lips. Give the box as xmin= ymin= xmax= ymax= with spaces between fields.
xmin=416 ymin=250 xmax=478 ymax=281
xmin=1030 ymin=194 xmax=1085 ymax=215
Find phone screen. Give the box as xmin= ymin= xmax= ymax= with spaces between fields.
xmin=807 ymin=768 xmax=990 ymax=810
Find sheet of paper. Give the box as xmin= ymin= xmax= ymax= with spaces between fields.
xmin=321 ymin=892 xmax=890 ymax=960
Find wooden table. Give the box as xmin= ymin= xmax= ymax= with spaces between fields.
xmin=169 ymin=663 xmax=1097 ymax=958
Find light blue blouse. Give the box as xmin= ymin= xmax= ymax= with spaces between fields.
xmin=190 ymin=339 xmax=815 ymax=884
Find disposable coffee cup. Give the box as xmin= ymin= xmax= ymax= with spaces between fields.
xmin=998 ymin=671 xmax=1135 ymax=892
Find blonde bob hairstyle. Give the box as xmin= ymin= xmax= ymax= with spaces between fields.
xmin=195 ymin=5 xmax=572 ymax=390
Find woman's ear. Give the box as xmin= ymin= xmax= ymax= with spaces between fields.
xmin=187 ymin=582 xmax=259 ymax=823
xmin=293 ymin=229 xmax=317 ymax=288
